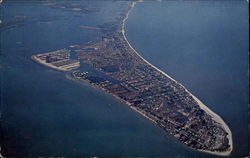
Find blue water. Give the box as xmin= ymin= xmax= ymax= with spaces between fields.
xmin=0 ymin=1 xmax=248 ymax=158
xmin=126 ymin=1 xmax=249 ymax=157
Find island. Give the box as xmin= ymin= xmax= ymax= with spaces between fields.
xmin=32 ymin=1 xmax=233 ymax=156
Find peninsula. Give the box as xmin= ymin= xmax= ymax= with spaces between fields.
xmin=32 ymin=1 xmax=233 ymax=155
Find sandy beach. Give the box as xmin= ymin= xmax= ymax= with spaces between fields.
xmin=31 ymin=55 xmax=68 ymax=71
xmin=122 ymin=1 xmax=233 ymax=156
xmin=31 ymin=1 xmax=233 ymax=156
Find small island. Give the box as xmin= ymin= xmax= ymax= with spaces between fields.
xmin=32 ymin=1 xmax=232 ymax=156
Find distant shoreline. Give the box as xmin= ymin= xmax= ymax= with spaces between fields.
xmin=122 ymin=1 xmax=233 ymax=156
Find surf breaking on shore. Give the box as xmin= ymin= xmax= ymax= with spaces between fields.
xmin=122 ymin=1 xmax=233 ymax=156
xmin=122 ymin=2 xmax=233 ymax=156
xmin=30 ymin=1 xmax=233 ymax=156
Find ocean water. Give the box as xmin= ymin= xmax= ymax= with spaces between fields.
xmin=0 ymin=1 xmax=248 ymax=158
xmin=126 ymin=1 xmax=249 ymax=157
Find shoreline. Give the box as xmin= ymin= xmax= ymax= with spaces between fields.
xmin=122 ymin=1 xmax=233 ymax=156
xmin=30 ymin=1 xmax=233 ymax=156
xmin=67 ymin=73 xmax=158 ymax=124
xmin=31 ymin=55 xmax=68 ymax=72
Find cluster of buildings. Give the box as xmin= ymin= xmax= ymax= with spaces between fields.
xmin=33 ymin=49 xmax=80 ymax=71
xmin=33 ymin=2 xmax=231 ymax=153
xmin=70 ymin=33 xmax=230 ymax=153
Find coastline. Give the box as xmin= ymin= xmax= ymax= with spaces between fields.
xmin=67 ymin=73 xmax=158 ymax=124
xmin=30 ymin=1 xmax=233 ymax=156
xmin=34 ymin=55 xmax=159 ymax=126
xmin=31 ymin=55 xmax=68 ymax=71
xmin=122 ymin=1 xmax=233 ymax=156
